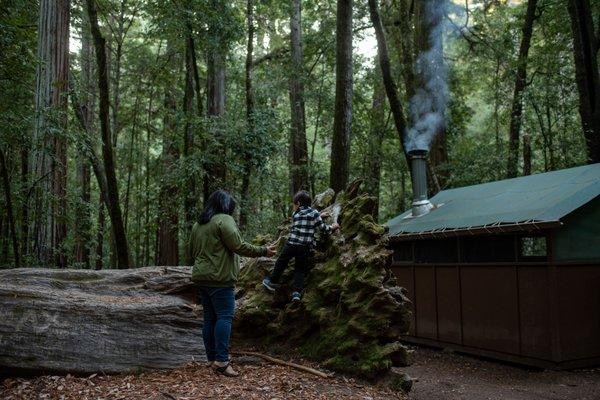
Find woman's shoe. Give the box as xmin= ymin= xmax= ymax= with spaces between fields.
xmin=214 ymin=361 xmax=239 ymax=377
xmin=206 ymin=361 xmax=215 ymax=368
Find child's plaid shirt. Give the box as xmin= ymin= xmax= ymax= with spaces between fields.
xmin=287 ymin=206 xmax=331 ymax=246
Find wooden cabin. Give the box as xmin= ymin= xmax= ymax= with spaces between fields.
xmin=386 ymin=163 xmax=600 ymax=369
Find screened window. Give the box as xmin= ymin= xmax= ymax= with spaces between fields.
xmin=414 ymin=239 xmax=458 ymax=263
xmin=460 ymin=235 xmax=516 ymax=263
xmin=519 ymin=236 xmax=547 ymax=260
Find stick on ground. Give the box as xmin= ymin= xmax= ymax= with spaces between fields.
xmin=232 ymin=351 xmax=332 ymax=379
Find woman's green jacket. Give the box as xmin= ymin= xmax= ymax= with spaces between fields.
xmin=188 ymin=214 xmax=266 ymax=287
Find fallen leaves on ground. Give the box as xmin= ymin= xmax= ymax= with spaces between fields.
xmin=1 ymin=361 xmax=405 ymax=400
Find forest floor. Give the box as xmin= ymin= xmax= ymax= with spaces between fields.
xmin=4 ymin=345 xmax=600 ymax=400
xmin=403 ymin=345 xmax=600 ymax=400
xmin=0 ymin=354 xmax=405 ymax=400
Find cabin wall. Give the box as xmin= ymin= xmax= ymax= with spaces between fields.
xmin=391 ymin=231 xmax=600 ymax=369
xmin=554 ymin=197 xmax=600 ymax=262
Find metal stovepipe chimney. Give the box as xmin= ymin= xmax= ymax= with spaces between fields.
xmin=409 ymin=150 xmax=433 ymax=217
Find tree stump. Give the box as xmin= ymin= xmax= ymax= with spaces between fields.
xmin=0 ymin=266 xmax=204 ymax=375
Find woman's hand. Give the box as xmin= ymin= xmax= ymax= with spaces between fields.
xmin=266 ymin=245 xmax=278 ymax=257
xmin=331 ymin=223 xmax=340 ymax=231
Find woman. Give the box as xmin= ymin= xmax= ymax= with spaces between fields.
xmin=188 ymin=190 xmax=275 ymax=377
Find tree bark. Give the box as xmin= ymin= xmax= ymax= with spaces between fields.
xmin=0 ymin=266 xmax=203 ymax=374
xmin=506 ymin=0 xmax=538 ymax=178
xmin=157 ymin=44 xmax=181 ymax=267
xmin=203 ymin=11 xmax=227 ymax=202
xmin=95 ymin=194 xmax=105 ymax=270
xmin=240 ymin=0 xmax=255 ymax=228
xmin=31 ymin=0 xmax=70 ymax=267
xmin=567 ymin=0 xmax=600 ymax=163
xmin=20 ymin=148 xmax=28 ymax=261
xmin=86 ymin=0 xmax=131 ymax=269
xmin=183 ymin=29 xmax=198 ymax=231
xmin=0 ymin=151 xmax=20 ymax=268
xmin=523 ymin=133 xmax=532 ymax=176
xmin=395 ymin=0 xmax=416 ymax=101
xmin=368 ymin=0 xmax=409 ymax=163
xmin=330 ymin=0 xmax=353 ymax=193
xmin=289 ymin=0 xmax=310 ymax=195
xmin=365 ymin=71 xmax=386 ymax=219
xmin=75 ymin=17 xmax=94 ymax=268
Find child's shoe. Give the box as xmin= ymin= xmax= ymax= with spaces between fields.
xmin=291 ymin=291 xmax=302 ymax=302
xmin=262 ymin=277 xmax=280 ymax=292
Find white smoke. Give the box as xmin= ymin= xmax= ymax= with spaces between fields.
xmin=405 ymin=0 xmax=448 ymax=152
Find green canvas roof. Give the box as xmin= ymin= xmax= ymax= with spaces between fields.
xmin=386 ymin=163 xmax=600 ymax=239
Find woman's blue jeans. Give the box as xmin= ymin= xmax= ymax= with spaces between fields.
xmin=198 ymin=286 xmax=235 ymax=363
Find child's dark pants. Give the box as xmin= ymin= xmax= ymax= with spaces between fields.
xmin=270 ymin=243 xmax=312 ymax=291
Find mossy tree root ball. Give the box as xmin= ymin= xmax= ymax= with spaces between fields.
xmin=235 ymin=180 xmax=413 ymax=382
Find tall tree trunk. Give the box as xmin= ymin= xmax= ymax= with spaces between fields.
xmin=75 ymin=18 xmax=94 ymax=268
xmin=157 ymin=44 xmax=180 ymax=267
xmin=109 ymin=0 xmax=133 ymax=148
xmin=86 ymin=0 xmax=130 ymax=269
xmin=0 ymin=151 xmax=20 ymax=268
xmin=183 ymin=29 xmax=197 ymax=231
xmin=203 ymin=9 xmax=227 ymax=202
xmin=506 ymin=0 xmax=538 ymax=178
xmin=123 ymin=84 xmax=142 ymax=231
xmin=568 ymin=0 xmax=600 ymax=163
xmin=240 ymin=0 xmax=255 ymax=228
xmin=365 ymin=71 xmax=386 ymax=219
xmin=395 ymin=0 xmax=415 ymax=101
xmin=95 ymin=194 xmax=104 ymax=270
xmin=31 ymin=0 xmax=70 ymax=267
xmin=368 ymin=0 xmax=409 ymax=164
xmin=330 ymin=0 xmax=353 ymax=193
xmin=289 ymin=0 xmax=309 ymax=195
xmin=111 ymin=35 xmax=122 ymax=148
xmin=523 ymin=133 xmax=532 ymax=176
xmin=20 ymin=149 xmax=28 ymax=261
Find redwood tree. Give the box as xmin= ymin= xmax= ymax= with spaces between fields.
xmin=240 ymin=0 xmax=255 ymax=228
xmin=289 ymin=0 xmax=309 ymax=195
xmin=203 ymin=2 xmax=227 ymax=201
xmin=368 ymin=0 xmax=409 ymax=162
xmin=567 ymin=0 xmax=600 ymax=163
xmin=330 ymin=0 xmax=353 ymax=193
xmin=86 ymin=0 xmax=131 ymax=269
xmin=365 ymin=70 xmax=386 ymax=218
xmin=157 ymin=43 xmax=180 ymax=266
xmin=30 ymin=0 xmax=70 ymax=267
xmin=74 ymin=15 xmax=94 ymax=268
xmin=506 ymin=0 xmax=538 ymax=178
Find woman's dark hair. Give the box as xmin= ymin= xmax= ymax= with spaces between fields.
xmin=199 ymin=190 xmax=237 ymax=224
xmin=293 ymin=190 xmax=312 ymax=207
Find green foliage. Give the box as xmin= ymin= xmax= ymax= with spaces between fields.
xmin=0 ymin=0 xmax=594 ymax=268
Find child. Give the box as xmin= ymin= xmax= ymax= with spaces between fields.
xmin=262 ymin=190 xmax=339 ymax=301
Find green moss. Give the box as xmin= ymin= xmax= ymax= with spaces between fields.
xmin=235 ymin=185 xmax=412 ymax=380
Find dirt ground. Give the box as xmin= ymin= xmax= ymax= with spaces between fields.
xmin=403 ymin=346 xmax=600 ymax=400
xmin=0 ymin=358 xmax=404 ymax=400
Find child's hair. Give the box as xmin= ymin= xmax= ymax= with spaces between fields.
xmin=199 ymin=189 xmax=236 ymax=224
xmin=293 ymin=190 xmax=311 ymax=207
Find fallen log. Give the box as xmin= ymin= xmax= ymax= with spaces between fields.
xmin=0 ymin=266 xmax=204 ymax=375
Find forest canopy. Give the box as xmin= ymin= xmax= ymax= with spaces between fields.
xmin=0 ymin=0 xmax=598 ymax=269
